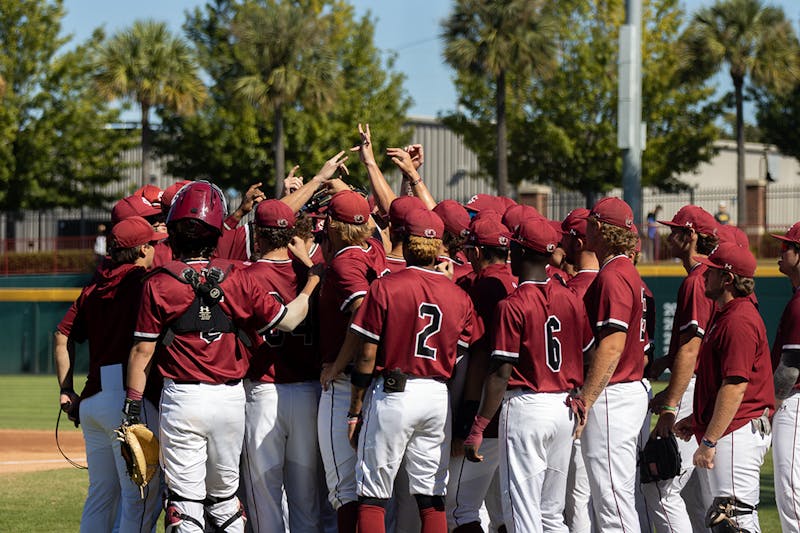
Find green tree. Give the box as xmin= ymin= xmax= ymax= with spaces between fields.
xmin=442 ymin=0 xmax=557 ymax=197
xmin=680 ymin=0 xmax=799 ymax=225
xmin=93 ymin=20 xmax=207 ymax=186
xmin=0 ymin=0 xmax=135 ymax=213
xmin=755 ymin=85 xmax=800 ymax=159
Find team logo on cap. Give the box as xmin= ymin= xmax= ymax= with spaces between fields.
xmin=424 ymin=228 xmax=437 ymax=238
xmin=277 ymin=218 xmax=288 ymax=228
xmin=625 ymin=217 xmax=633 ymax=228
xmin=353 ymin=214 xmax=365 ymax=224
xmin=724 ymin=263 xmax=732 ymax=271
xmin=499 ymin=236 xmax=509 ymax=246
xmin=460 ymin=229 xmax=470 ymax=237
xmin=468 ymin=195 xmax=478 ymax=204
xmin=547 ymin=243 xmax=556 ymax=252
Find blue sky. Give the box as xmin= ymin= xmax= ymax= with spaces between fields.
xmin=60 ymin=0 xmax=799 ymax=120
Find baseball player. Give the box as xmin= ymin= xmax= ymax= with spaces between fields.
xmin=433 ymin=200 xmax=474 ymax=286
xmin=770 ymin=221 xmax=800 ymax=532
xmin=316 ymin=189 xmax=388 ymax=533
xmin=675 ymin=242 xmax=774 ymax=532
xmin=124 ymin=181 xmax=321 ymax=533
xmin=462 ymin=217 xmax=593 ymax=533
xmin=638 ymin=205 xmax=719 ymax=532
xmin=239 ymin=199 xmax=323 ymax=533
xmin=54 ymin=216 xmax=164 ymax=533
xmin=578 ymin=197 xmax=649 ymax=532
xmin=449 ymin=213 xmax=516 ymax=533
xmin=347 ymin=208 xmax=476 ymax=533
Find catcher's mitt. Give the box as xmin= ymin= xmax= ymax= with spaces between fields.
xmin=639 ymin=433 xmax=682 ymax=483
xmin=115 ymin=423 xmax=159 ymax=497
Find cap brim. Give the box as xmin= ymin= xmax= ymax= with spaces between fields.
xmin=770 ymin=233 xmax=800 ymax=244
xmin=150 ymin=231 xmax=166 ymax=242
xmin=692 ymin=255 xmax=718 ymax=269
xmin=657 ymin=219 xmax=681 ymax=227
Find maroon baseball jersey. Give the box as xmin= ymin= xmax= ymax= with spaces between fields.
xmin=70 ymin=263 xmax=149 ymax=400
xmin=546 ymin=264 xmax=571 ymax=281
xmin=152 ymin=239 xmax=173 ymax=267
xmin=351 ymin=266 xmax=476 ymax=380
xmin=643 ymin=282 xmax=656 ymax=357
xmin=693 ymin=296 xmax=774 ymax=439
xmin=469 ymin=262 xmax=517 ymax=348
xmin=667 ymin=263 xmax=715 ymax=369
xmin=57 ymin=299 xmax=78 ymax=337
xmin=318 ymin=238 xmax=388 ymax=364
xmin=244 ymin=259 xmax=318 ymax=384
xmin=566 ymin=269 xmax=598 ymax=300
xmin=492 ymin=279 xmax=593 ymax=392
xmin=288 ymin=241 xmax=325 ymax=267
xmin=213 ymin=223 xmax=254 ymax=261
xmin=385 ymin=255 xmax=407 ymax=274
xmin=772 ymin=288 xmax=800 ymax=388
xmin=134 ymin=259 xmax=286 ymax=383
xmin=583 ymin=255 xmax=648 ymax=383
xmin=439 ymin=252 xmax=473 ymax=286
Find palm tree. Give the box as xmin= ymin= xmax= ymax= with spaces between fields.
xmin=442 ymin=0 xmax=557 ymax=197
xmin=94 ymin=20 xmax=206 ymax=186
xmin=681 ymin=0 xmax=799 ymax=228
xmin=232 ymin=2 xmax=337 ymax=196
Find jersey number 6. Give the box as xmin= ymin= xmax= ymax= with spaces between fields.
xmin=415 ymin=303 xmax=442 ymax=361
xmin=545 ymin=315 xmax=562 ymax=372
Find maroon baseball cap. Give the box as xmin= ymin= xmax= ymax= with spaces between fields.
xmin=717 ymin=224 xmax=749 ymax=248
xmin=133 ymin=184 xmax=163 ymax=207
xmin=590 ymin=197 xmax=634 ymax=232
xmin=433 ymin=200 xmax=470 ymax=237
xmin=658 ymin=205 xmax=717 ymax=236
xmin=328 ymin=190 xmax=370 ymax=225
xmin=771 ymin=221 xmax=800 ymax=246
xmin=502 ymin=204 xmax=544 ymax=232
xmin=401 ymin=208 xmax=444 ymax=239
xmin=464 ymin=194 xmax=508 ymax=214
xmin=548 ymin=220 xmax=565 ymax=239
xmin=466 ymin=216 xmax=512 ymax=247
xmin=112 ymin=195 xmax=162 ymax=224
xmin=562 ymin=208 xmax=590 ymax=237
xmin=513 ymin=218 xmax=560 ymax=254
xmin=389 ymin=196 xmax=426 ymax=228
xmin=255 ymin=199 xmax=296 ymax=229
xmin=161 ymin=180 xmax=192 ymax=212
xmin=111 ymin=216 xmax=163 ymax=248
xmin=694 ymin=242 xmax=757 ymax=278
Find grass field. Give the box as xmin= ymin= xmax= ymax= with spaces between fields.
xmin=0 ymin=375 xmax=783 ymax=531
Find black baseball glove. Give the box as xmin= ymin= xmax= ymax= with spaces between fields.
xmin=639 ymin=433 xmax=682 ymax=483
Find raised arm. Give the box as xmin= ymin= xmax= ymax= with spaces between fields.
xmin=351 ymin=123 xmax=396 ymax=215
xmin=281 ymin=151 xmax=349 ymax=214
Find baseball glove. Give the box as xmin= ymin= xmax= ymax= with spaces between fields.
xmin=639 ymin=433 xmax=682 ymax=483
xmin=115 ymin=423 xmax=159 ymax=497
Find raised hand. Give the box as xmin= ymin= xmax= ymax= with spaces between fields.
xmin=314 ymin=151 xmax=349 ymax=183
xmin=239 ymin=182 xmax=266 ymax=214
xmin=350 ymin=123 xmax=377 ymax=166
xmin=405 ymin=144 xmax=424 ymax=170
xmin=386 ymin=147 xmax=417 ymax=177
xmin=283 ymin=166 xmax=303 ymax=196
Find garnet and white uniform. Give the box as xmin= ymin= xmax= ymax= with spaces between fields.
xmin=448 ymin=262 xmax=516 ymax=532
xmin=69 ymin=263 xmax=162 ymax=533
xmin=213 ymin=222 xmax=255 ymax=261
xmin=641 ymin=263 xmax=714 ymax=532
xmin=693 ymin=297 xmax=774 ymax=532
xmin=317 ymin=238 xmax=387 ymax=511
xmin=385 ymin=255 xmax=407 ymax=274
xmin=134 ymin=259 xmax=286 ymax=532
xmin=491 ymin=278 xmax=592 ymax=532
xmin=350 ymin=266 xmax=476 ymax=500
xmin=772 ymin=287 xmax=800 ymax=532
xmin=241 ymin=258 xmax=321 ymax=533
xmin=582 ymin=254 xmax=649 ymax=532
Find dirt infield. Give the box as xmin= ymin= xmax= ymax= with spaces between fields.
xmin=0 ymin=429 xmax=85 ymax=474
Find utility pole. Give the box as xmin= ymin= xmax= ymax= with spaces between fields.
xmin=619 ymin=0 xmax=644 ymax=228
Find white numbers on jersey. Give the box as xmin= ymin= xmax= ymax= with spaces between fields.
xmin=415 ymin=303 xmax=443 ymax=360
xmin=545 ymin=315 xmax=563 ymax=372
xmin=262 ymin=291 xmax=314 ymax=347
xmin=640 ymin=287 xmax=647 ymax=343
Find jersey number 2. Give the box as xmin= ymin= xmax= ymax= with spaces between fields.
xmin=415 ymin=303 xmax=442 ymax=360
xmin=545 ymin=315 xmax=562 ymax=372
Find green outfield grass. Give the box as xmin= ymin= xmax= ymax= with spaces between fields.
xmin=0 ymin=376 xmax=783 ymax=531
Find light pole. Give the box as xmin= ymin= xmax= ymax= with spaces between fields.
xmin=619 ymin=0 xmax=644 ymax=228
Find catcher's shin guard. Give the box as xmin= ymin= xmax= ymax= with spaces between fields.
xmin=205 ymin=493 xmax=246 ymax=533
xmin=705 ymin=496 xmax=755 ymax=532
xmin=164 ymin=492 xmax=205 ymax=533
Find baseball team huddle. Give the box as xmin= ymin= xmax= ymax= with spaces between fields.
xmin=53 ymin=124 xmax=800 ymax=533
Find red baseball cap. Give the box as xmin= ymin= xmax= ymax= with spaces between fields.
xmin=502 ymin=204 xmax=544 ymax=232
xmin=433 ymin=200 xmax=470 ymax=237
xmin=590 ymin=197 xmax=634 ymax=232
xmin=513 ymin=218 xmax=560 ymax=254
xmin=658 ymin=205 xmax=717 ymax=236
xmin=133 ymin=184 xmax=163 ymax=207
xmin=562 ymin=208 xmax=590 ymax=237
xmin=464 ymin=194 xmax=508 ymax=214
xmin=328 ymin=190 xmax=370 ymax=225
xmin=694 ymin=242 xmax=756 ymax=278
xmin=112 ymin=195 xmax=162 ymax=224
xmin=161 ymin=180 xmax=192 ymax=212
xmin=771 ymin=221 xmax=800 ymax=246
xmin=111 ymin=216 xmax=163 ymax=248
xmin=717 ymin=224 xmax=750 ymax=248
xmin=389 ymin=196 xmax=426 ymax=228
xmin=548 ymin=220 xmax=565 ymax=240
xmin=466 ymin=216 xmax=512 ymax=247
xmin=255 ymin=199 xmax=296 ymax=229
xmin=401 ymin=208 xmax=444 ymax=239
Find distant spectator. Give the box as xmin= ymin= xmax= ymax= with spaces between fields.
xmin=715 ymin=201 xmax=730 ymax=225
xmin=93 ymin=224 xmax=107 ymax=264
xmin=646 ymin=205 xmax=663 ymax=262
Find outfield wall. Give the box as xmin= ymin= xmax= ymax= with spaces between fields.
xmin=0 ymin=268 xmax=793 ymax=375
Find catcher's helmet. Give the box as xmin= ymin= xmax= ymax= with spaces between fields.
xmin=166 ymin=181 xmax=227 ymax=234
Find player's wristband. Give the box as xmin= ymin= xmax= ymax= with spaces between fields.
xmin=60 ymin=386 xmax=74 ymax=395
xmin=346 ymin=412 xmax=361 ymax=425
xmin=409 ymin=178 xmax=423 ymax=188
xmin=701 ymin=436 xmax=717 ymax=448
xmin=351 ymin=372 xmax=373 ymax=389
xmin=660 ymin=405 xmax=678 ymax=414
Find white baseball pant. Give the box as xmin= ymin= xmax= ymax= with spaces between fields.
xmin=774 ymin=390 xmax=800 ymax=533
xmin=159 ymin=379 xmax=246 ymax=533
xmin=447 ymin=438 xmax=504 ymax=531
xmin=318 ymin=375 xmax=358 ymax=509
xmin=581 ymin=380 xmax=648 ymax=533
xmin=565 ymin=438 xmax=594 ymax=533
xmin=499 ymin=389 xmax=573 ymax=533
xmin=241 ymin=380 xmax=321 ymax=533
